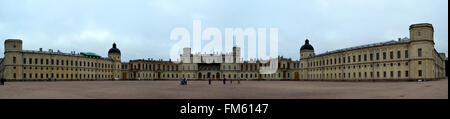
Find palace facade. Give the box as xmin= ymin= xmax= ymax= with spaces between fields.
xmin=0 ymin=23 xmax=446 ymax=81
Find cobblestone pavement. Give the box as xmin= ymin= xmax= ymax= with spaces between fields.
xmin=0 ymin=78 xmax=447 ymax=99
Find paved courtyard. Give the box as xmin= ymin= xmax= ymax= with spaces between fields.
xmin=0 ymin=78 xmax=447 ymax=99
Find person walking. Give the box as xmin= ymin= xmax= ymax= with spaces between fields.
xmin=208 ymin=77 xmax=211 ymax=85
xmin=223 ymin=78 xmax=226 ymax=84
xmin=230 ymin=79 xmax=232 ymax=84
xmin=1 ymin=78 xmax=4 ymax=85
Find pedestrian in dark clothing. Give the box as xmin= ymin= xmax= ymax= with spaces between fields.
xmin=223 ymin=78 xmax=226 ymax=84
xmin=208 ymin=78 xmax=211 ymax=85
xmin=1 ymin=78 xmax=4 ymax=85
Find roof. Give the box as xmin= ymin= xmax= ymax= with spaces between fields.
xmin=300 ymin=39 xmax=314 ymax=51
xmin=80 ymin=52 xmax=101 ymax=57
xmin=22 ymin=50 xmax=112 ymax=61
xmin=108 ymin=43 xmax=121 ymax=54
xmin=315 ymin=39 xmax=411 ymax=57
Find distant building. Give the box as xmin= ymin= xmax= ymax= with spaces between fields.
xmin=0 ymin=40 xmax=122 ymax=80
xmin=296 ymin=23 xmax=446 ymax=80
xmin=0 ymin=23 xmax=446 ymax=81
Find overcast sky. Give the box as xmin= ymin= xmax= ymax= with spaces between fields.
xmin=0 ymin=0 xmax=448 ymax=61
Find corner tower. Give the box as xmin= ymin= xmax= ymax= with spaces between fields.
xmin=108 ymin=42 xmax=122 ymax=80
xmin=409 ymin=23 xmax=434 ymax=42
xmin=3 ymin=39 xmax=23 ymax=80
xmin=408 ymin=23 xmax=435 ymax=79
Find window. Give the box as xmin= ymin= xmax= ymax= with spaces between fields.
xmin=390 ymin=71 xmax=394 ymax=78
xmin=418 ymin=61 xmax=422 ymax=65
xmin=405 ymin=50 xmax=409 ymax=58
xmin=358 ymin=55 xmax=361 ymax=62
xmin=390 ymin=51 xmax=393 ymax=59
xmin=29 ymin=58 xmax=32 ymax=64
xmin=397 ymin=51 xmax=401 ymax=59
xmin=370 ymin=54 xmax=373 ymax=61
xmin=383 ymin=52 xmax=386 ymax=60
xmin=418 ymin=48 xmax=422 ymax=57
xmin=376 ymin=53 xmax=380 ymax=60
xmin=364 ymin=54 xmax=367 ymax=61
xmin=353 ymin=56 xmax=356 ymax=62
xmin=405 ymin=71 xmax=409 ymax=77
xmin=383 ymin=71 xmax=386 ymax=78
xmin=23 ymin=58 xmax=26 ymax=64
xmin=13 ymin=57 xmax=16 ymax=64
xmin=418 ymin=70 xmax=422 ymax=77
xmin=398 ymin=71 xmax=401 ymax=78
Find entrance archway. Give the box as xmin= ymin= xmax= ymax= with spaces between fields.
xmin=207 ymin=72 xmax=211 ymax=79
xmin=157 ymin=72 xmax=161 ymax=80
xmin=216 ymin=72 xmax=220 ymax=80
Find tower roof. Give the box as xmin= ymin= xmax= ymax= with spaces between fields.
xmin=108 ymin=43 xmax=121 ymax=54
xmin=300 ymin=39 xmax=314 ymax=51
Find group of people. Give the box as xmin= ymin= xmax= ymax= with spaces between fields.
xmin=220 ymin=78 xmax=240 ymax=85
xmin=180 ymin=78 xmax=240 ymax=85
xmin=209 ymin=78 xmax=240 ymax=85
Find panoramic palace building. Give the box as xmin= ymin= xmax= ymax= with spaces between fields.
xmin=0 ymin=23 xmax=447 ymax=81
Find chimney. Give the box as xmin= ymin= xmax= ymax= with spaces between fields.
xmin=39 ymin=48 xmax=43 ymax=52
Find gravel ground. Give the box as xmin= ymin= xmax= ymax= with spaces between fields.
xmin=0 ymin=78 xmax=447 ymax=99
